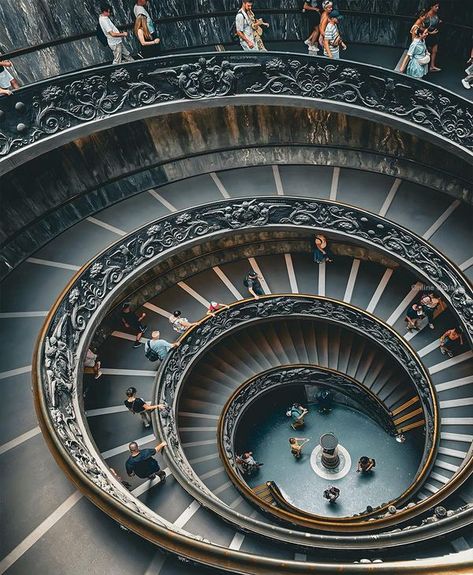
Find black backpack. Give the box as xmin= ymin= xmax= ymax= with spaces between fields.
xmin=243 ymin=278 xmax=250 ymax=287
xmin=96 ymin=23 xmax=108 ymax=47
xmin=229 ymin=9 xmax=244 ymax=42
xmin=144 ymin=341 xmax=160 ymax=362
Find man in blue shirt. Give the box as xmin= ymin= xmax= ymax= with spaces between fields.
xmin=289 ymin=402 xmax=309 ymax=430
xmin=126 ymin=440 xmax=167 ymax=482
xmin=147 ymin=330 xmax=180 ymax=361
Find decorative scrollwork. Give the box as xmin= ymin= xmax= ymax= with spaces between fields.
xmin=0 ymin=54 xmax=471 ymax=163
xmin=220 ymin=366 xmax=398 ymax=472
xmin=157 ymin=295 xmax=437 ymax=511
xmin=35 ymin=197 xmax=472 ymax=546
xmin=247 ymin=57 xmax=473 ymax=149
xmin=150 ymin=57 xmax=258 ymax=99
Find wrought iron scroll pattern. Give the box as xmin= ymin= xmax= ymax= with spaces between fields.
xmin=1 ymin=53 xmax=471 ymax=160
xmin=220 ymin=366 xmax=398 ymax=473
xmin=158 ymin=296 xmax=436 ymax=509
xmin=36 ymin=197 xmax=471 ymax=541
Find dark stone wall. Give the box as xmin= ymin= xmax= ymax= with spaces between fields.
xmin=1 ymin=1 xmax=471 ymax=84
xmin=0 ymin=104 xmax=470 ymax=275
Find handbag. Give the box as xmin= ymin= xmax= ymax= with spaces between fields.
xmin=417 ymin=52 xmax=431 ymax=65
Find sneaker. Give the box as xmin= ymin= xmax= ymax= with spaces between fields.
xmin=144 ymin=422 xmax=151 ymax=429
xmin=440 ymin=347 xmax=446 ymax=355
xmin=308 ymin=45 xmax=319 ymax=52
xmin=133 ymin=341 xmax=142 ymax=348
xmin=447 ymin=351 xmax=454 ymax=358
xmin=158 ymin=471 xmax=166 ymax=484
xmin=304 ymin=39 xmax=311 ymax=46
xmin=94 ymin=370 xmax=103 ymax=380
xmin=462 ymin=78 xmax=471 ymax=89
xmin=428 ymin=323 xmax=434 ymax=329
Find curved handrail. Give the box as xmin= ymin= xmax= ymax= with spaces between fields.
xmin=33 ymin=197 xmax=473 ymax=567
xmin=158 ymin=296 xmax=437 ymax=531
xmin=217 ymin=364 xmax=421 ymax=526
xmin=1 ymin=52 xmax=471 ymax=176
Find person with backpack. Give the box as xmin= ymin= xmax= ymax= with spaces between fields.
xmin=244 ymin=271 xmax=264 ymax=298
xmin=98 ymin=4 xmax=134 ymax=64
xmin=134 ymin=0 xmax=158 ymax=40
xmin=235 ymin=1 xmax=267 ymax=51
xmin=124 ymin=386 xmax=165 ymax=428
xmin=145 ymin=330 xmax=180 ymax=362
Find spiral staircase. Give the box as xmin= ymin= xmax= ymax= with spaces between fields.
xmin=1 ymin=6 xmax=473 ymax=573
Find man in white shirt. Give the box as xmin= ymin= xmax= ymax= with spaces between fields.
xmin=99 ymin=3 xmax=134 ymax=64
xmin=235 ymin=1 xmax=259 ymax=51
xmin=134 ymin=0 xmax=157 ymax=39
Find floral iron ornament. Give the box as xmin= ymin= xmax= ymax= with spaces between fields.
xmin=35 ymin=197 xmax=471 ymax=548
xmin=0 ymin=53 xmax=471 ymax=167
xmin=247 ymin=57 xmax=473 ymax=149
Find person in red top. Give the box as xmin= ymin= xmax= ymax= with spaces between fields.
xmin=440 ymin=328 xmax=463 ymax=358
xmin=206 ymin=301 xmax=230 ymax=317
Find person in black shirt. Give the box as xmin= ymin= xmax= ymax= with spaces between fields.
xmin=357 ymin=456 xmax=376 ymax=473
xmin=124 ymin=386 xmax=165 ymax=428
xmin=121 ymin=303 xmax=147 ymax=348
xmin=244 ymin=271 xmax=264 ymax=298
xmin=323 ymin=485 xmax=340 ymax=503
xmin=404 ymin=303 xmax=424 ymax=332
xmin=126 ymin=440 xmax=167 ymax=482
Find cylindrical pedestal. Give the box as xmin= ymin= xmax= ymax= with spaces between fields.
xmin=320 ymin=433 xmax=340 ymax=469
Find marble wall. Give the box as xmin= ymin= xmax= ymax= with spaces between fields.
xmin=0 ymin=104 xmax=470 ymax=276
xmin=0 ymin=1 xmax=471 ymax=84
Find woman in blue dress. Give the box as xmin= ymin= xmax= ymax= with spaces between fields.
xmin=400 ymin=27 xmax=430 ymax=78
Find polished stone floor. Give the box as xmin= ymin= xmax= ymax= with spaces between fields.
xmin=242 ymin=402 xmax=423 ymax=517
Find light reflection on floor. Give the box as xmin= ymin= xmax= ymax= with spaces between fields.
xmin=242 ymin=404 xmax=423 ymax=517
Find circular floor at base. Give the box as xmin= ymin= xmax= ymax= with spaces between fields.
xmin=244 ymin=404 xmax=423 ymax=517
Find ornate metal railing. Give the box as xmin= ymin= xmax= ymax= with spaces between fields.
xmin=33 ymin=197 xmax=473 ymax=570
xmin=222 ymin=364 xmax=397 ymax=439
xmin=218 ymin=364 xmax=412 ymax=524
xmin=158 ymin=296 xmax=437 ymax=531
xmin=1 ymin=52 xmax=472 ymax=175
